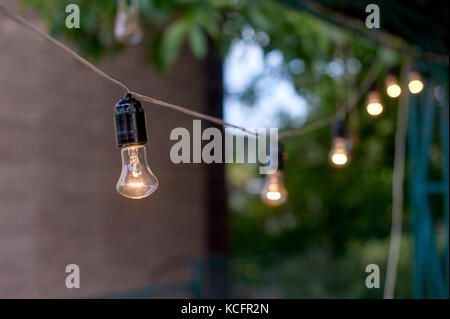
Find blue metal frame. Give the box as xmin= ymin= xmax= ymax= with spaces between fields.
xmin=408 ymin=64 xmax=449 ymax=298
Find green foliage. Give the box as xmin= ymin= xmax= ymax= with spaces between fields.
xmin=19 ymin=0 xmax=377 ymax=71
xmin=230 ymin=236 xmax=413 ymax=298
xmin=188 ymin=25 xmax=207 ymax=58
xmin=19 ymin=0 xmax=413 ymax=298
xmin=223 ymin=3 xmax=403 ymax=262
xmin=20 ymin=0 xmax=227 ymax=68
xmin=160 ymin=18 xmax=190 ymax=66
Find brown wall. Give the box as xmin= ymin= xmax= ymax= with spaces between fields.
xmin=0 ymin=1 xmax=207 ymax=298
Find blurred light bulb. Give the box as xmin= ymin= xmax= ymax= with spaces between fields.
xmin=261 ymin=170 xmax=288 ymax=207
xmin=366 ymin=91 xmax=383 ymax=116
xmin=408 ymin=71 xmax=424 ymax=94
xmin=386 ymin=75 xmax=401 ymax=98
xmin=114 ymin=0 xmax=143 ymax=45
xmin=329 ymin=137 xmax=349 ymax=167
xmin=117 ymin=145 xmax=158 ymax=199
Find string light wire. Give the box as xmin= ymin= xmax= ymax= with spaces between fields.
xmin=0 ymin=2 xmax=381 ymax=139
xmin=0 ymin=3 xmax=258 ymax=135
xmin=0 ymin=2 xmax=131 ymax=93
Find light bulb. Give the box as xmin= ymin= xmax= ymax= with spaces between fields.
xmin=117 ymin=145 xmax=158 ymax=199
xmin=408 ymin=71 xmax=424 ymax=94
xmin=366 ymin=91 xmax=383 ymax=116
xmin=114 ymin=0 xmax=143 ymax=45
xmin=386 ymin=75 xmax=401 ymax=98
xmin=114 ymin=93 xmax=158 ymax=199
xmin=261 ymin=170 xmax=288 ymax=207
xmin=329 ymin=137 xmax=349 ymax=167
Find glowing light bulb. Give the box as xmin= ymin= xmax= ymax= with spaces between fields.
xmin=408 ymin=71 xmax=424 ymax=94
xmin=386 ymin=75 xmax=401 ymax=98
xmin=366 ymin=91 xmax=383 ymax=116
xmin=114 ymin=93 xmax=158 ymax=199
xmin=114 ymin=0 xmax=143 ymax=45
xmin=261 ymin=170 xmax=288 ymax=207
xmin=329 ymin=137 xmax=349 ymax=167
xmin=117 ymin=145 xmax=158 ymax=199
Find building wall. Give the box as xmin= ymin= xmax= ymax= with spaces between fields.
xmin=0 ymin=1 xmax=207 ymax=298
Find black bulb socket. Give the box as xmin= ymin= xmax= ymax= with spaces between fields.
xmin=332 ymin=120 xmax=347 ymax=139
xmin=114 ymin=93 xmax=148 ymax=148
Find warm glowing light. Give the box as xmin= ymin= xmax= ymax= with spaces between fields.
xmin=408 ymin=72 xmax=423 ymax=94
xmin=408 ymin=81 xmax=423 ymax=94
xmin=331 ymin=153 xmax=348 ymax=166
xmin=267 ymin=191 xmax=282 ymax=201
xmin=127 ymin=182 xmax=146 ymax=187
xmin=329 ymin=137 xmax=349 ymax=167
xmin=366 ymin=91 xmax=383 ymax=116
xmin=387 ymin=84 xmax=401 ymax=98
xmin=386 ymin=75 xmax=401 ymax=98
xmin=367 ymin=103 xmax=383 ymax=116
xmin=117 ymin=145 xmax=158 ymax=199
xmin=261 ymin=170 xmax=288 ymax=207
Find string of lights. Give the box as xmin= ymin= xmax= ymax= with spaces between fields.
xmin=0 ymin=3 xmax=425 ymax=206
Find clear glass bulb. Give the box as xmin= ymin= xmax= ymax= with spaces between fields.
xmin=366 ymin=91 xmax=383 ymax=116
xmin=386 ymin=75 xmax=401 ymax=98
xmin=114 ymin=0 xmax=143 ymax=45
xmin=117 ymin=145 xmax=158 ymax=199
xmin=408 ymin=71 xmax=424 ymax=94
xmin=329 ymin=137 xmax=349 ymax=167
xmin=260 ymin=170 xmax=288 ymax=207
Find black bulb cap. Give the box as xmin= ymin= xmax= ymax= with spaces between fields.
xmin=114 ymin=93 xmax=148 ymax=148
xmin=332 ymin=120 xmax=346 ymax=139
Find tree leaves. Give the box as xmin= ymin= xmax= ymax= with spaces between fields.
xmin=160 ymin=18 xmax=189 ymax=67
xmin=158 ymin=4 xmax=222 ymax=69
xmin=160 ymin=16 xmax=209 ymax=68
xmin=188 ymin=25 xmax=207 ymax=58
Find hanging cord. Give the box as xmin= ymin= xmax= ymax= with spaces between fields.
xmin=0 ymin=3 xmax=382 ymax=139
xmin=0 ymin=2 xmax=130 ymax=93
xmin=383 ymin=56 xmax=411 ymax=299
xmin=0 ymin=3 xmax=258 ymax=136
xmin=131 ymin=92 xmax=258 ymax=136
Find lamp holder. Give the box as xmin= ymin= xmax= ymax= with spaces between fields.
xmin=114 ymin=93 xmax=148 ymax=148
xmin=332 ymin=120 xmax=347 ymax=139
